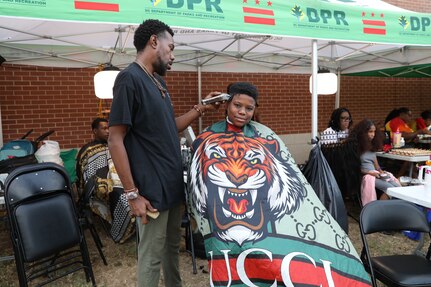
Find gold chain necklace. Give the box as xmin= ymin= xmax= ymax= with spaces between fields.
xmin=134 ymin=61 xmax=166 ymax=98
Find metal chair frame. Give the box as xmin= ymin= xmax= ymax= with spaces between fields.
xmin=360 ymin=199 xmax=431 ymax=287
xmin=4 ymin=163 xmax=96 ymax=287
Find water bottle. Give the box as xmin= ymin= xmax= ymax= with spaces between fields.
xmin=393 ymin=129 xmax=401 ymax=148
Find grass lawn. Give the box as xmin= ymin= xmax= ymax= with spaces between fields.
xmin=0 ymin=201 xmax=427 ymax=287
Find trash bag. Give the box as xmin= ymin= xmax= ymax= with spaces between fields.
xmin=35 ymin=140 xmax=63 ymax=166
xmin=302 ymin=143 xmax=349 ymax=233
xmin=320 ymin=140 xmax=361 ymax=201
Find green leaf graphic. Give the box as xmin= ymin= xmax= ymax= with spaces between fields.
xmin=291 ymin=5 xmax=304 ymax=22
xmin=398 ymin=15 xmax=409 ymax=30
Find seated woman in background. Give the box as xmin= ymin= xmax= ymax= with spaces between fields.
xmin=385 ymin=107 xmax=428 ymax=145
xmin=350 ymin=119 xmax=400 ymax=206
xmin=320 ymin=107 xmax=353 ymax=144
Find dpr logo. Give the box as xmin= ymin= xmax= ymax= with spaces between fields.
xmin=307 ymin=8 xmax=348 ymax=25
xmin=410 ymin=16 xmax=431 ymax=31
xmin=399 ymin=15 xmax=431 ymax=32
xmin=290 ymin=5 xmax=348 ymax=26
xmin=291 ymin=5 xmax=304 ymax=23
xmin=166 ymin=0 xmax=223 ymax=12
xmin=398 ymin=16 xmax=409 ymax=30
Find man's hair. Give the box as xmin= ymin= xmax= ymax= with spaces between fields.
xmin=421 ymin=110 xmax=431 ymax=120
xmin=227 ymin=82 xmax=259 ymax=106
xmin=92 ymin=118 xmax=108 ymax=130
xmin=134 ymin=19 xmax=174 ymax=52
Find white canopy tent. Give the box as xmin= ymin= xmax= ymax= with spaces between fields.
xmin=1 ymin=0 xmax=431 ymax=140
xmin=2 ymin=20 xmax=430 ymax=74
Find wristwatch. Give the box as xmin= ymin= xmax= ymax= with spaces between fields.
xmin=124 ymin=190 xmax=139 ymax=200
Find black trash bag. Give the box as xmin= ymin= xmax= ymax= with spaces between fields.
xmin=320 ymin=140 xmax=361 ymax=202
xmin=302 ymin=144 xmax=349 ymax=233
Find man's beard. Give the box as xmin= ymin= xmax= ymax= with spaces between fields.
xmin=154 ymin=57 xmax=168 ymax=76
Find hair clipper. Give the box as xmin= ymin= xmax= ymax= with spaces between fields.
xmin=201 ymin=93 xmax=231 ymax=105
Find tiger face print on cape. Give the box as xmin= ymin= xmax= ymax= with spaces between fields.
xmin=190 ymin=130 xmax=305 ymax=246
xmin=188 ymin=121 xmax=371 ymax=287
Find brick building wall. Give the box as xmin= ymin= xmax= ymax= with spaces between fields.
xmin=1 ymin=65 xmax=430 ymax=150
xmin=385 ymin=0 xmax=431 ymax=13
xmin=1 ymin=0 xmax=431 ymax=153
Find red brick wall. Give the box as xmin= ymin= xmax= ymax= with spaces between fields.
xmin=385 ymin=0 xmax=431 ymax=12
xmin=1 ymin=65 xmax=430 ymax=149
xmin=0 ymin=65 xmax=100 ymax=147
xmin=1 ymin=1 xmax=430 ymax=149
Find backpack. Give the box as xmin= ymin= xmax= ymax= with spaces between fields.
xmin=0 ymin=139 xmax=35 ymax=160
xmin=0 ymin=130 xmax=55 ymax=174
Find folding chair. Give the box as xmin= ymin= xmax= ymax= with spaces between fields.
xmin=77 ymin=175 xmax=108 ymax=265
xmin=359 ymin=200 xmax=431 ymax=287
xmin=182 ymin=182 xmax=197 ymax=274
xmin=4 ymin=163 xmax=96 ymax=287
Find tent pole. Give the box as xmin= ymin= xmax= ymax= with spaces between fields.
xmin=198 ymin=53 xmax=202 ymax=133
xmin=311 ymin=40 xmax=318 ymax=141
xmin=335 ymin=68 xmax=341 ymax=109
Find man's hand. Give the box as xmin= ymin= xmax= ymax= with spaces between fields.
xmin=128 ymin=195 xmax=158 ymax=224
xmin=201 ymin=91 xmax=226 ymax=112
xmin=421 ymin=128 xmax=431 ymax=135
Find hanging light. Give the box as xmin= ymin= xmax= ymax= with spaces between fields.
xmin=309 ymin=68 xmax=338 ymax=95
xmin=94 ymin=64 xmax=120 ymax=99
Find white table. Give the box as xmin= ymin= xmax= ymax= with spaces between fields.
xmin=387 ymin=185 xmax=431 ymax=208
xmin=387 ymin=184 xmax=431 ymax=255
xmin=376 ymin=152 xmax=430 ymax=177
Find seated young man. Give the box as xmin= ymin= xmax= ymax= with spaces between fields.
xmin=76 ymin=118 xmax=135 ymax=243
xmin=187 ymin=82 xmax=371 ymax=286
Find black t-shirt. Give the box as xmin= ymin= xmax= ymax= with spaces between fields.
xmin=109 ymin=62 xmax=184 ymax=211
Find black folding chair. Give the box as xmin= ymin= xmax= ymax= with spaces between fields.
xmin=182 ymin=181 xmax=197 ymax=274
xmin=77 ymin=175 xmax=108 ymax=265
xmin=4 ymin=163 xmax=96 ymax=287
xmin=359 ymin=200 xmax=431 ymax=287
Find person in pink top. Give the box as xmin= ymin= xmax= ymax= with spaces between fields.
xmin=350 ymin=119 xmax=400 ymax=205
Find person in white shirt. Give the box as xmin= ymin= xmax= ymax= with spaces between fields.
xmin=320 ymin=107 xmax=353 ymax=144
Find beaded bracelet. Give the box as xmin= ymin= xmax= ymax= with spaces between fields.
xmin=193 ymin=105 xmax=204 ymax=117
